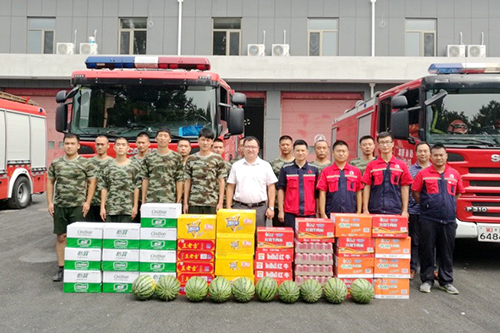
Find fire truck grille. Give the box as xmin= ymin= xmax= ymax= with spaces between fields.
xmin=469 ymin=180 xmax=500 ymax=187
xmin=469 ymin=168 xmax=500 ymax=174
xmin=470 ymin=202 xmax=500 ymax=218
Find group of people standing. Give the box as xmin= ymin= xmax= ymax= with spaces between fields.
xmin=47 ymin=129 xmax=464 ymax=297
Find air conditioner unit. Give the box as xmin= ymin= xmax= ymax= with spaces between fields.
xmin=467 ymin=45 xmax=486 ymax=57
xmin=446 ymin=45 xmax=466 ymax=57
xmin=56 ymin=43 xmax=75 ymax=55
xmin=272 ymin=44 xmax=290 ymax=56
xmin=80 ymin=43 xmax=98 ymax=55
xmin=247 ymin=44 xmax=265 ymax=56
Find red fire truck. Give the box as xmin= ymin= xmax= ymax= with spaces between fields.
xmin=0 ymin=92 xmax=47 ymax=208
xmin=55 ymin=56 xmax=245 ymax=159
xmin=332 ymin=63 xmax=500 ymax=242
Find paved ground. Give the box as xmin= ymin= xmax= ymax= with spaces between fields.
xmin=1 ymin=194 xmax=500 ymax=333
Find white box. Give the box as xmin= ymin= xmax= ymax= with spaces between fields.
xmin=139 ymin=250 xmax=176 ymax=263
xmin=103 ymin=223 xmax=140 ymax=249
xmin=140 ymin=203 xmax=182 ymax=219
xmin=64 ymin=248 xmax=101 ymax=270
xmin=102 ymin=249 xmax=140 ymax=271
xmin=140 ymin=228 xmax=177 ymax=241
xmin=66 ymin=222 xmax=104 ymax=248
xmin=102 ymin=271 xmax=140 ymax=293
xmin=64 ymin=270 xmax=102 ymax=283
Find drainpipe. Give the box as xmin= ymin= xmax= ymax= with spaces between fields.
xmin=178 ymin=0 xmax=184 ymax=55
xmin=370 ymin=0 xmax=376 ymax=57
xmin=370 ymin=82 xmax=376 ymax=97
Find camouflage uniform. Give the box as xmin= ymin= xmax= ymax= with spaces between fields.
xmin=101 ymin=159 xmax=142 ymax=216
xmin=48 ymin=156 xmax=96 ymax=207
xmin=141 ymin=151 xmax=184 ymax=203
xmin=185 ymin=153 xmax=227 ymax=207
xmin=89 ymin=156 xmax=113 ymax=206
xmin=349 ymin=157 xmax=373 ymax=176
xmin=310 ymin=160 xmax=331 ymax=174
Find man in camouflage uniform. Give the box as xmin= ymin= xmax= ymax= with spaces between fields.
xmin=310 ymin=139 xmax=331 ymax=173
xmin=213 ymin=138 xmax=232 ymax=178
xmin=177 ymin=138 xmax=192 ymax=166
xmin=184 ymin=128 xmax=227 ymax=214
xmin=349 ymin=135 xmax=375 ymax=175
xmin=47 ymin=133 xmax=96 ymax=282
xmin=87 ymin=135 xmax=113 ymax=222
xmin=269 ymin=135 xmax=294 ymax=227
xmin=129 ymin=132 xmax=150 ymax=222
xmin=100 ymin=137 xmax=142 ymax=222
xmin=141 ymin=128 xmax=184 ymax=203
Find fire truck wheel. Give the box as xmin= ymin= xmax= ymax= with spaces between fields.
xmin=7 ymin=177 xmax=31 ymax=209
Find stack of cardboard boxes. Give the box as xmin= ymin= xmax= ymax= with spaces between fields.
xmin=255 ymin=227 xmax=294 ymax=284
xmin=215 ymin=209 xmax=256 ymax=283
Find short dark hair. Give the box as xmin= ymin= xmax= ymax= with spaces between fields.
xmin=293 ymin=139 xmax=308 ymax=149
xmin=244 ymin=136 xmax=260 ymax=147
xmin=156 ymin=128 xmax=171 ymax=137
xmin=377 ymin=131 xmax=393 ymax=142
xmin=279 ymin=135 xmax=293 ymax=143
xmin=214 ymin=138 xmax=224 ymax=144
xmin=198 ymin=127 xmax=215 ymax=139
xmin=359 ymin=135 xmax=374 ymax=144
xmin=63 ymin=133 xmax=79 ymax=142
xmin=136 ymin=132 xmax=150 ymax=140
xmin=415 ymin=141 xmax=431 ymax=151
xmin=431 ymin=143 xmax=447 ymax=153
xmin=314 ymin=139 xmax=328 ymax=147
xmin=96 ymin=135 xmax=109 ymax=142
xmin=115 ymin=137 xmax=128 ymax=144
xmin=332 ymin=140 xmax=349 ymax=150
xmin=177 ymin=138 xmax=190 ymax=146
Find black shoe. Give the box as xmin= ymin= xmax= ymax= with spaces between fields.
xmin=52 ymin=268 xmax=64 ymax=282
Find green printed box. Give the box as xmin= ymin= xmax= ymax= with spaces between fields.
xmin=139 ymin=239 xmax=177 ymax=251
xmin=139 ymin=262 xmax=176 ymax=273
xmin=139 ymin=250 xmax=176 ymax=272
xmin=63 ymin=270 xmax=102 ymax=293
xmin=140 ymin=217 xmax=177 ymax=229
xmin=102 ymin=271 xmax=140 ymax=293
xmin=66 ymin=222 xmax=103 ymax=249
xmin=103 ymin=223 xmax=140 ymax=249
xmin=141 ymin=203 xmax=182 ymax=219
xmin=64 ymin=248 xmax=101 ymax=271
xmin=102 ymin=249 xmax=139 ymax=272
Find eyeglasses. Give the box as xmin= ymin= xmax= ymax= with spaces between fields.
xmin=244 ymin=146 xmax=259 ymax=150
xmin=378 ymin=141 xmax=393 ymax=146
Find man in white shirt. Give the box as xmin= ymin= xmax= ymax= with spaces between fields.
xmin=226 ymin=136 xmax=278 ymax=227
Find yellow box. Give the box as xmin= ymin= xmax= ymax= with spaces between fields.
xmin=216 ymin=233 xmax=255 ymax=255
xmin=216 ymin=209 xmax=256 ymax=234
xmin=219 ymin=275 xmax=255 ymax=285
xmin=215 ymin=254 xmax=254 ymax=276
xmin=177 ymin=214 xmax=216 ymax=240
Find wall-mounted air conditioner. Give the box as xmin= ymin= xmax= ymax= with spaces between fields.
xmin=56 ymin=43 xmax=75 ymax=55
xmin=447 ymin=45 xmax=466 ymax=57
xmin=80 ymin=43 xmax=98 ymax=55
xmin=247 ymin=44 xmax=265 ymax=56
xmin=467 ymin=45 xmax=486 ymax=57
xmin=272 ymin=44 xmax=289 ymax=56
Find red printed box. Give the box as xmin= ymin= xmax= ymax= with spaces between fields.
xmin=331 ymin=214 xmax=372 ymax=238
xmin=257 ymin=227 xmax=294 ymax=248
xmin=176 ymin=261 xmax=215 ymax=274
xmin=371 ymin=215 xmax=408 ymax=238
xmin=177 ymin=250 xmax=215 ymax=262
xmin=335 ymin=237 xmax=374 ymax=256
xmin=374 ymin=278 xmax=410 ymax=299
xmin=374 ymin=258 xmax=410 ymax=278
xmin=255 ymin=248 xmax=294 ymax=261
xmin=177 ymin=239 xmax=216 ymax=251
xmin=334 ymin=255 xmax=374 ymax=278
xmin=254 ymin=260 xmax=292 ymax=271
xmin=254 ymin=269 xmax=293 ymax=280
xmin=375 ymin=238 xmax=411 ymax=258
xmin=296 ymin=218 xmax=335 ymax=242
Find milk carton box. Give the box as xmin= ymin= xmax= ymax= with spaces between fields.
xmin=64 ymin=247 xmax=101 ymax=271
xmin=140 ymin=228 xmax=177 ymax=250
xmin=103 ymin=223 xmax=140 ymax=249
xmin=63 ymin=270 xmax=102 ymax=293
xmin=102 ymin=249 xmax=140 ymax=271
xmin=102 ymin=271 xmax=140 ymax=293
xmin=139 ymin=250 xmax=176 ymax=272
xmin=140 ymin=203 xmax=181 ymax=228
xmin=66 ymin=222 xmax=104 ymax=248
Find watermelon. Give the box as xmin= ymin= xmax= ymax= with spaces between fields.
xmin=300 ymin=279 xmax=322 ymax=303
xmin=323 ymin=278 xmax=347 ymax=304
xmin=185 ymin=276 xmax=209 ymax=302
xmin=208 ymin=277 xmax=232 ymax=303
xmin=132 ymin=275 xmax=156 ymax=300
xmin=350 ymin=278 xmax=374 ymax=304
xmin=278 ymin=280 xmax=300 ymax=304
xmin=156 ymin=275 xmax=180 ymax=301
xmin=232 ymin=277 xmax=255 ymax=303
xmin=255 ymin=277 xmax=278 ymax=302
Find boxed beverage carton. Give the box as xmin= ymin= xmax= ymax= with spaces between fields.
xmin=255 ymin=248 xmax=294 ymax=261
xmin=66 ymin=222 xmax=104 ymax=249
xmin=64 ymin=247 xmax=101 ymax=271
xmin=216 ymin=209 xmax=256 ymax=234
xmin=176 ymin=261 xmax=215 ymax=274
xmin=294 ymin=253 xmax=333 ymax=265
xmin=374 ymin=278 xmax=410 ymax=299
xmin=254 ymin=269 xmax=293 ymax=280
xmin=254 ymin=260 xmax=292 ymax=271
xmin=102 ymin=249 xmax=140 ymax=271
xmin=177 ymin=250 xmax=215 ymax=262
xmin=294 ymin=239 xmax=333 ymax=253
xmin=335 ymin=237 xmax=375 ymax=256
xmin=374 ymin=258 xmax=411 ymax=278
xmin=140 ymin=203 xmax=181 ymax=228
xmin=102 ymin=271 xmax=140 ymax=293
xmin=216 ymin=233 xmax=254 ymax=255
xmin=334 ymin=255 xmax=374 ymax=278
xmin=63 ymin=270 xmax=102 ymax=293
xmin=177 ymin=239 xmax=216 ymax=252
xmin=331 ymin=214 xmax=372 ymax=238
xmin=374 ymin=238 xmax=411 ymax=258
xmin=139 ymin=250 xmax=176 ymax=272
xmin=140 ymin=228 xmax=177 ymax=250
xmin=103 ymin=223 xmax=140 ymax=249
xmin=294 ymin=265 xmax=334 ymax=276
xmin=177 ymin=214 xmax=216 ymax=240
xmin=371 ymin=215 xmax=408 ymax=238
xmin=214 ymin=254 xmax=254 ymax=276
xmin=256 ymin=227 xmax=294 ymax=248
xmin=295 ymin=218 xmax=335 ymax=242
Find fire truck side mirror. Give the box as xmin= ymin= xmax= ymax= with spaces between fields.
xmin=55 ymin=90 xmax=67 ymax=103
xmin=227 ymin=106 xmax=244 ymax=135
xmin=56 ymin=104 xmax=68 ymax=133
xmin=232 ymin=93 xmax=247 ymax=106
xmin=391 ymin=109 xmax=409 ymax=140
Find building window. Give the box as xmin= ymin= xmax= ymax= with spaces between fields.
xmin=308 ymin=18 xmax=338 ymax=56
xmin=406 ymin=19 xmax=436 ymax=57
xmin=28 ymin=18 xmax=55 ymax=54
xmin=213 ymin=18 xmax=241 ymax=56
xmin=119 ymin=18 xmax=147 ymax=54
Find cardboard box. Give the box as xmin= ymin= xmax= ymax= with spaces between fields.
xmin=140 ymin=239 xmax=177 ymax=251
xmin=140 ymin=228 xmax=177 ymax=250
xmin=374 ymin=258 xmax=410 ymax=278
xmin=177 ymin=239 xmax=216 ymax=252
xmin=177 ymin=250 xmax=215 ymax=262
xmin=334 ymin=255 xmax=374 ymax=278
xmin=295 ymin=218 xmax=335 ymax=242
xmin=254 ymin=269 xmax=293 ymax=280
xmin=102 ymin=271 xmax=140 ymax=293
xmin=372 ymin=214 xmax=408 ymax=238
xmin=177 ymin=214 xmax=217 ymax=240
xmin=176 ymin=261 xmax=215 ymax=274
xmin=64 ymin=248 xmax=101 ymax=271
xmin=374 ymin=278 xmax=410 ymax=299
xmin=139 ymin=250 xmax=176 ymax=272
xmin=331 ymin=214 xmax=372 ymax=238
xmin=216 ymin=209 xmax=256 ymax=234
xmin=215 ymin=254 xmax=254 ymax=276
xmin=63 ymin=270 xmax=102 ymax=293
xmin=294 ymin=265 xmax=334 ymax=276
xmin=294 ymin=252 xmax=333 ymax=265
xmin=295 ymin=239 xmax=333 ymax=253
xmin=178 ymin=273 xmax=215 ymax=286
xmin=335 ymin=237 xmax=374 ymax=256
xmin=140 ymin=203 xmax=182 ymax=219
xmin=66 ymin=222 xmax=103 ymax=249
xmin=374 ymin=238 xmax=411 ymax=259
xmin=140 ymin=272 xmax=176 ymax=283
xmin=256 ymin=227 xmax=294 ymax=248
xmin=255 ymin=248 xmax=294 ymax=262
xmin=339 ymin=277 xmax=374 ymax=298
xmin=254 ymin=260 xmax=292 ymax=271
xmin=102 ymin=223 xmax=140 ymax=249
xmin=216 ymin=233 xmax=254 ymax=255
xmin=102 ymin=249 xmax=139 ymax=271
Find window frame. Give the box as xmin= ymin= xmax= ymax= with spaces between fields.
xmin=27 ymin=17 xmax=56 ymax=54
xmin=307 ymin=18 xmax=339 ymax=56
xmin=405 ymin=19 xmax=436 ymax=57
xmin=212 ymin=18 xmax=242 ymax=56
xmin=119 ymin=17 xmax=148 ymax=55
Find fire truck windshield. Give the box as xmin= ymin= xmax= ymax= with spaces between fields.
xmin=70 ymin=84 xmax=216 ymax=139
xmin=426 ymin=88 xmax=500 ymax=147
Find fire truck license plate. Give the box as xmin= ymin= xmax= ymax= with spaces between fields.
xmin=477 ymin=225 xmax=500 ymax=243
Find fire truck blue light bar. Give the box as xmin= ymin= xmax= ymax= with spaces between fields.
xmin=85 ymin=56 xmax=211 ymax=71
xmin=429 ymin=63 xmax=500 ymax=74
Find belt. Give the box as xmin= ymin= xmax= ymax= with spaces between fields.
xmin=233 ymin=200 xmax=266 ymax=208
